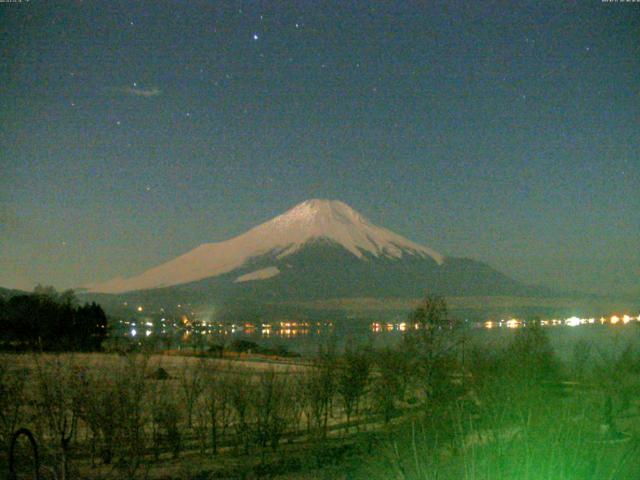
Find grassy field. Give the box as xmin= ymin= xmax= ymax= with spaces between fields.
xmin=1 ymin=350 xmax=380 ymax=479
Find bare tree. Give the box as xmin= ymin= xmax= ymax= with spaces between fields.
xmin=228 ymin=368 xmax=253 ymax=453
xmin=284 ymin=370 xmax=308 ymax=441
xmin=111 ymin=354 xmax=150 ymax=477
xmin=371 ymin=347 xmax=407 ymax=424
xmin=0 ymin=358 xmax=28 ymax=453
xmin=304 ymin=345 xmax=337 ymax=440
xmin=252 ymin=369 xmax=289 ymax=455
xmin=150 ymin=383 xmax=182 ymax=459
xmin=32 ymin=355 xmax=83 ymax=480
xmin=203 ymin=365 xmax=233 ymax=454
xmin=337 ymin=344 xmax=371 ymax=433
xmin=178 ymin=358 xmax=205 ymax=429
xmin=77 ymin=368 xmax=119 ymax=465
xmin=404 ymin=295 xmax=460 ymax=404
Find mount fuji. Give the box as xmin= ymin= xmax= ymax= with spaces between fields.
xmin=86 ymin=199 xmax=541 ymax=309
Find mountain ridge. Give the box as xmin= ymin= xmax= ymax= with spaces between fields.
xmin=87 ymin=199 xmax=444 ymax=294
xmin=82 ymin=199 xmax=553 ymax=312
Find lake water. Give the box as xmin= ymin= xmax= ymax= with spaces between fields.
xmin=188 ymin=319 xmax=640 ymax=361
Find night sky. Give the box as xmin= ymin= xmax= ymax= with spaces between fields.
xmin=1 ymin=1 xmax=638 ymax=296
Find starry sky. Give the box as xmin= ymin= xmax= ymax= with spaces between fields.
xmin=1 ymin=1 xmax=638 ymax=296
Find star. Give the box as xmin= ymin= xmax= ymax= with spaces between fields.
xmin=116 ymin=120 xmax=121 ymax=126
xmin=253 ymin=34 xmax=259 ymax=41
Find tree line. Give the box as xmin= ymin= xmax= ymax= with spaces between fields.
xmin=0 ymin=286 xmax=107 ymax=351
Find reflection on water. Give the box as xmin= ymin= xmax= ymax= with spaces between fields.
xmin=119 ymin=310 xmax=640 ymax=359
xmin=370 ymin=313 xmax=639 ymax=333
xmin=193 ymin=320 xmax=334 ymax=338
xmin=125 ymin=312 xmax=640 ymax=341
xmin=478 ymin=314 xmax=639 ymax=330
xmin=188 ymin=312 xmax=640 ymax=343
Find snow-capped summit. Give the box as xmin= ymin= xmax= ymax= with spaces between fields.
xmin=253 ymin=199 xmax=443 ymax=262
xmin=87 ymin=199 xmax=443 ymax=294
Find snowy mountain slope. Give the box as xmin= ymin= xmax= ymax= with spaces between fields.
xmin=87 ymin=199 xmax=444 ymax=294
xmin=83 ymin=239 xmax=544 ymax=319
xmin=234 ymin=267 xmax=281 ymax=283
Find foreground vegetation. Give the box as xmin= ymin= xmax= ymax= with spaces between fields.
xmin=1 ymin=296 xmax=639 ymax=479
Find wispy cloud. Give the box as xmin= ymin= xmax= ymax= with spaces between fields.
xmin=125 ymin=86 xmax=162 ymax=97
xmin=117 ymin=86 xmax=162 ymax=97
